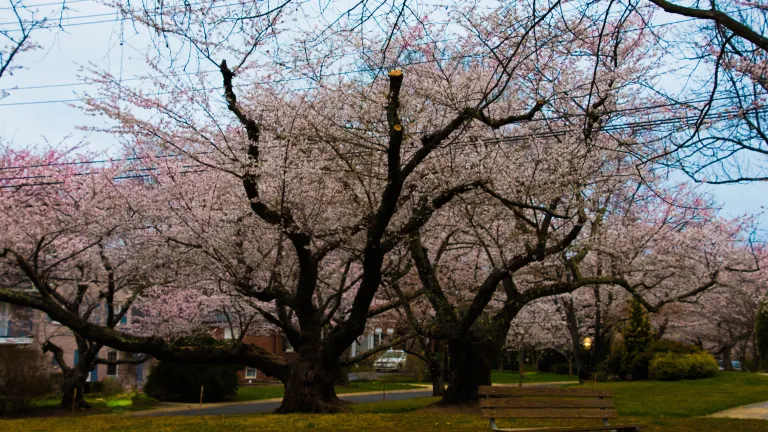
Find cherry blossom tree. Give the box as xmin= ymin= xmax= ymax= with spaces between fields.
xmin=1 ymin=0 xmax=568 ymax=413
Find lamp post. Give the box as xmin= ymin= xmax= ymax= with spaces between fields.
xmin=580 ymin=337 xmax=594 ymax=384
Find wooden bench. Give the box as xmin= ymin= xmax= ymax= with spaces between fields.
xmin=479 ymin=385 xmax=644 ymax=432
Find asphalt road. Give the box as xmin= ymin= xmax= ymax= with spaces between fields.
xmin=150 ymin=389 xmax=434 ymax=416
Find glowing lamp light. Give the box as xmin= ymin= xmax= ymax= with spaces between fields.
xmin=582 ymin=337 xmax=593 ymax=351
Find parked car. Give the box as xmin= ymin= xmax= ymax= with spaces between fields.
xmin=373 ymin=349 xmax=407 ymax=372
xmin=717 ymin=359 xmax=742 ymax=371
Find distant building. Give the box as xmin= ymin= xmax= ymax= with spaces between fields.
xmin=0 ymin=301 xmax=150 ymax=389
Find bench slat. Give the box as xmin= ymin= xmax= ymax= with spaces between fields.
xmin=481 ymin=408 xmax=619 ymax=419
xmin=478 ymin=386 xmax=613 ymax=398
xmin=480 ymin=398 xmax=615 ymax=409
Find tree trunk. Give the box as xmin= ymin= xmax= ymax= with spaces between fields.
xmin=430 ymin=363 xmax=445 ymax=396
xmin=334 ymin=350 xmax=350 ymax=387
xmin=60 ymin=368 xmax=90 ymax=409
xmin=277 ymin=357 xmax=345 ymax=413
xmin=722 ymin=346 xmax=734 ymax=371
xmin=441 ymin=337 xmax=494 ymax=405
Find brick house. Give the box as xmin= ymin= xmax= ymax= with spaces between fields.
xmin=0 ymin=300 xmax=151 ymax=389
xmin=3 ymin=299 xmax=406 ymax=389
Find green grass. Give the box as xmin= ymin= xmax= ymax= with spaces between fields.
xmin=569 ymin=371 xmax=768 ymax=417
xmin=1 ymin=408 xmax=765 ymax=432
xmin=234 ymin=381 xmax=422 ymax=402
xmin=9 ymin=372 xmax=768 ymax=431
xmin=491 ymin=370 xmax=577 ymax=384
xmin=31 ymin=392 xmax=159 ymax=414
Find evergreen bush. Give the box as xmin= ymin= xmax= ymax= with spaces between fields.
xmin=143 ymin=361 xmax=240 ymax=402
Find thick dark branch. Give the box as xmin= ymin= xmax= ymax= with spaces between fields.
xmin=517 ymin=276 xmax=625 ymax=305
xmin=386 ymin=69 xmax=405 ymax=180
xmin=479 ymin=184 xmax=570 ymax=218
xmin=407 ymin=233 xmax=459 ymax=328
xmin=42 ymin=340 xmax=71 ymax=373
xmin=402 ymin=101 xmax=545 ymax=180
xmin=618 ymin=271 xmax=720 ymax=313
xmin=647 ymin=0 xmax=768 ymax=52
xmin=220 ymin=59 xmax=286 ymax=227
xmin=339 ymin=333 xmax=414 ymax=366
xmin=94 ymin=354 xmax=151 ymax=365
xmin=382 ymin=180 xmax=487 ymax=252
xmin=0 ymin=288 xmax=290 ymax=381
xmin=366 ymin=286 xmax=425 ymax=318
xmin=462 ymin=100 xmax=547 ymax=130
xmin=458 ymin=210 xmax=587 ymax=333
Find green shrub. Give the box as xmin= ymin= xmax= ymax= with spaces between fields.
xmin=649 ymin=352 xmax=719 ymax=381
xmin=143 ymin=361 xmax=239 ymax=403
xmin=0 ymin=346 xmax=52 ymax=416
xmin=130 ymin=392 xmax=159 ymax=408
xmin=628 ymin=339 xmax=703 ymax=381
xmin=685 ymin=353 xmax=720 ymax=379
xmin=100 ymin=376 xmax=124 ymax=396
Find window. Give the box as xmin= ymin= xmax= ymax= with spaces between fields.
xmin=282 ymin=335 xmax=294 ymax=353
xmin=372 ymin=328 xmax=382 ymax=348
xmin=107 ymin=352 xmax=118 ymax=376
xmin=245 ymin=368 xmax=257 ymax=378
xmin=224 ymin=327 xmax=240 ymax=340
xmin=113 ymin=303 xmax=128 ymax=325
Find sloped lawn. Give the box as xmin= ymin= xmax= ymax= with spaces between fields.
xmin=6 ymin=372 xmax=768 ymax=431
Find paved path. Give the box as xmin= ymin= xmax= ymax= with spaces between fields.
xmin=136 ymin=381 xmax=578 ymax=417
xmin=139 ymin=388 xmax=433 ymax=417
xmin=710 ymin=401 xmax=768 ymax=420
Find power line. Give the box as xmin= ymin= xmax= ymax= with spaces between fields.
xmin=3 ymin=0 xmax=754 ymax=34
xmin=2 ymin=5 xmax=760 ymax=101
xmin=0 ymin=0 xmax=92 ymax=11
xmin=2 ymin=104 xmax=765 ymax=188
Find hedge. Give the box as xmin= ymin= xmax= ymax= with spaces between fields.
xmin=649 ymin=352 xmax=719 ymax=381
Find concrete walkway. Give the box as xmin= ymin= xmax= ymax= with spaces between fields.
xmin=710 ymin=401 xmax=768 ymax=420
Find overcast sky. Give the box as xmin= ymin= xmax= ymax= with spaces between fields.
xmin=1 ymin=0 xmax=766 ymax=226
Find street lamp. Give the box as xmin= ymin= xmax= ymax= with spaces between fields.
xmin=582 ymin=337 xmax=593 ymax=352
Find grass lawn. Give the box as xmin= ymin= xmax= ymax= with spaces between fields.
xmin=31 ymin=392 xmax=159 ymax=414
xmin=7 ymin=372 xmax=768 ymax=431
xmin=235 ymin=381 xmax=423 ymax=402
xmin=2 ymin=398 xmax=766 ymax=432
xmin=491 ymin=370 xmax=577 ymax=384
xmin=569 ymin=371 xmax=768 ymax=417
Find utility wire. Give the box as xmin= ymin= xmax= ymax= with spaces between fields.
xmin=2 ymin=104 xmax=764 ymax=188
